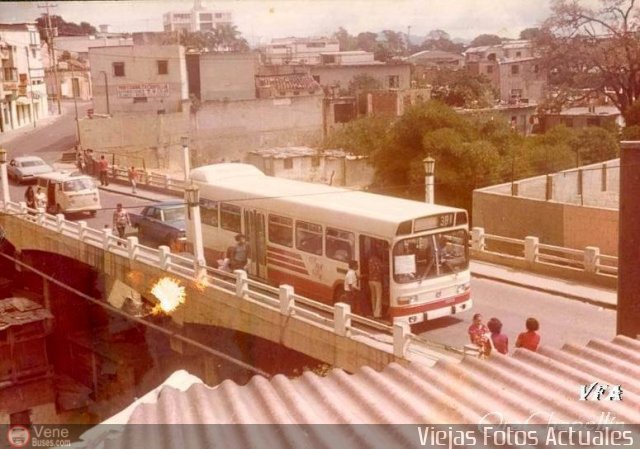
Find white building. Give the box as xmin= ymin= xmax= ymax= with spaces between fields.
xmin=0 ymin=23 xmax=48 ymax=134
xmin=88 ymin=44 xmax=188 ymax=115
xmin=264 ymin=37 xmax=340 ymax=65
xmin=163 ymin=0 xmax=232 ymax=33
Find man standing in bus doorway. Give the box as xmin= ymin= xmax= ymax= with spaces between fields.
xmin=229 ymin=234 xmax=251 ymax=271
xmin=368 ymin=249 xmax=383 ymax=319
xmin=344 ymin=260 xmax=361 ymax=314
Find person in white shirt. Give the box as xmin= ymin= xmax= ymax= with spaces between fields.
xmin=344 ymin=260 xmax=360 ymax=313
xmin=35 ymin=187 xmax=47 ymax=211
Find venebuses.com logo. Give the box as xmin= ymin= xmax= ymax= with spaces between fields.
xmin=6 ymin=426 xmax=30 ymax=448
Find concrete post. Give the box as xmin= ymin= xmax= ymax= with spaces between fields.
xmin=524 ymin=236 xmax=539 ymax=264
xmin=0 ymin=161 xmax=9 ymax=206
xmin=56 ymin=213 xmax=65 ymax=233
xmin=102 ymin=227 xmax=111 ymax=250
xmin=163 ymin=174 xmax=170 ymax=190
xmin=334 ymin=303 xmax=351 ymax=337
xmin=36 ymin=207 xmax=45 ymax=225
xmin=279 ymin=284 xmax=295 ymax=315
xmin=617 ymin=141 xmax=640 ymax=337
xmin=234 ymin=270 xmax=248 ymax=298
xmin=471 ymin=227 xmax=485 ymax=251
xmin=127 ymin=236 xmax=139 ymax=260
xmin=158 ymin=245 xmax=170 ymax=270
xmin=393 ymin=322 xmax=411 ymax=358
xmin=584 ymin=246 xmax=600 ymax=274
xmin=545 ymin=175 xmax=553 ymax=201
xmin=78 ymin=221 xmax=87 ymax=240
xmin=511 ymin=181 xmax=519 ymax=197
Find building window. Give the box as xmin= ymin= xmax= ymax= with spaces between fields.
xmin=306 ymin=42 xmax=326 ymax=48
xmin=511 ymin=89 xmax=522 ymax=98
xmin=487 ymin=53 xmax=496 ymax=61
xmin=326 ymin=228 xmax=354 ymax=262
xmin=200 ymin=22 xmax=213 ymax=31
xmin=296 ymin=221 xmax=323 ymax=255
xmin=388 ymin=75 xmax=400 ymax=89
xmin=511 ymin=65 xmax=520 ymax=75
xmin=220 ymin=203 xmax=242 ymax=232
xmin=10 ymin=410 xmax=32 ymax=426
xmin=486 ymin=65 xmax=493 ymax=74
xmin=268 ymin=214 xmax=293 ymax=247
xmin=311 ymin=155 xmax=320 ymax=167
xmin=200 ymin=13 xmax=212 ymax=20
xmin=516 ymin=51 xmax=522 ymax=57
xmin=157 ymin=60 xmax=168 ymax=75
xmin=133 ymin=97 xmax=147 ymax=103
xmin=29 ymin=31 xmax=38 ymax=46
xmin=534 ymin=64 xmax=540 ymax=73
xmin=283 ymin=158 xmax=293 ymax=169
xmin=31 ymin=47 xmax=37 ymax=58
xmin=214 ymin=12 xmax=222 ymax=18
xmin=312 ymin=75 xmax=320 ymax=83
xmin=322 ymin=55 xmax=336 ymax=64
xmin=200 ymin=199 xmax=218 ymax=227
xmin=113 ymin=62 xmax=125 ymax=77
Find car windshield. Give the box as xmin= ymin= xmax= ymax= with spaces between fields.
xmin=21 ymin=160 xmax=45 ymax=167
xmin=163 ymin=207 xmax=184 ymax=222
xmin=63 ymin=178 xmax=96 ymax=192
xmin=392 ymin=229 xmax=468 ymax=284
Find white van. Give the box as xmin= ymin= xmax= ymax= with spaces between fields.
xmin=36 ymin=171 xmax=101 ymax=216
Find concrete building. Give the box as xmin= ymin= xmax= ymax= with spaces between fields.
xmin=458 ymin=103 xmax=538 ymax=135
xmin=405 ymin=49 xmax=465 ymax=85
xmin=263 ymin=36 xmax=340 ymax=65
xmin=540 ymin=106 xmax=622 ymax=133
xmin=89 ymin=44 xmax=188 ymax=115
xmin=0 ymin=23 xmax=48 ymax=133
xmin=46 ymin=58 xmax=92 ymax=101
xmin=473 ymin=158 xmax=619 ymax=256
xmin=199 ymin=52 xmax=258 ymax=101
xmin=246 ymin=146 xmax=374 ymax=188
xmin=465 ymin=40 xmax=547 ymax=105
xmin=163 ymin=0 xmax=232 ymax=33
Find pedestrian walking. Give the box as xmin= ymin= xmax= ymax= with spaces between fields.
xmin=24 ymin=185 xmax=36 ymax=210
xmin=468 ymin=313 xmax=491 ymax=358
xmin=35 ymin=187 xmax=47 ymax=211
xmin=344 ymin=260 xmax=361 ymax=313
xmin=487 ymin=317 xmax=509 ymax=355
xmin=128 ymin=166 xmax=138 ymax=194
xmin=228 ymin=234 xmax=251 ymax=271
xmin=515 ymin=317 xmax=540 ymax=352
xmin=368 ymin=251 xmax=383 ymax=318
xmin=98 ymin=155 xmax=109 ymax=186
xmin=112 ymin=203 xmax=131 ymax=240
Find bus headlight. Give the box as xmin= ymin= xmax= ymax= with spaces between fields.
xmin=398 ymin=295 xmax=417 ymax=305
xmin=457 ymin=283 xmax=470 ymax=294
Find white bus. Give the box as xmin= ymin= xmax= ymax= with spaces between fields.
xmin=188 ymin=163 xmax=471 ymax=324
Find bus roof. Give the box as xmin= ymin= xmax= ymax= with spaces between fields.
xmin=36 ymin=171 xmax=90 ymax=182
xmin=191 ymin=163 xmax=465 ymax=238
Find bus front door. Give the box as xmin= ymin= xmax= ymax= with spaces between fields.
xmin=244 ymin=210 xmax=267 ymax=279
xmin=359 ymin=235 xmax=390 ymax=318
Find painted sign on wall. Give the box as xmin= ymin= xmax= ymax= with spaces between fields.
xmin=116 ymin=83 xmax=169 ymax=98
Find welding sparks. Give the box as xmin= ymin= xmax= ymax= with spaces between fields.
xmin=150 ymin=277 xmax=186 ymax=314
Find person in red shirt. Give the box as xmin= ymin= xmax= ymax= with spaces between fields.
xmin=487 ymin=317 xmax=509 ymax=355
xmin=468 ymin=313 xmax=491 ymax=357
xmin=515 ymin=317 xmax=541 ymax=351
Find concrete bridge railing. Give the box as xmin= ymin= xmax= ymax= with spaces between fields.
xmin=0 ymin=200 xmax=460 ymax=367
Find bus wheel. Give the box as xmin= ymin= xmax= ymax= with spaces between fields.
xmin=333 ymin=286 xmax=348 ymax=305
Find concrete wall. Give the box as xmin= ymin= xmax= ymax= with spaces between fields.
xmin=498 ymin=59 xmax=546 ymax=103
xmin=199 ymin=53 xmax=258 ymax=101
xmin=89 ymin=45 xmax=188 ymax=115
xmin=310 ymin=64 xmax=411 ymax=91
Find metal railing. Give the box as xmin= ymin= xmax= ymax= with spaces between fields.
xmin=109 ymin=165 xmax=187 ymax=195
xmin=1 ymin=199 xmax=456 ymax=361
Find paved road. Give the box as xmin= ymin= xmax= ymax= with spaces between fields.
xmin=416 ymin=277 xmax=615 ymax=350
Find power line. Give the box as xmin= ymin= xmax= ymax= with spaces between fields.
xmin=0 ymin=249 xmax=271 ymax=378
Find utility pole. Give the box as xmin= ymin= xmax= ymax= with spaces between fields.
xmin=25 ymin=47 xmax=37 ymax=128
xmin=38 ymin=2 xmax=61 ymax=115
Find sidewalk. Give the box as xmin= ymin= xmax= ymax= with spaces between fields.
xmin=471 ymin=260 xmax=617 ymax=309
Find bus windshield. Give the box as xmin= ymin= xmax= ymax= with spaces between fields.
xmin=63 ymin=178 xmax=96 ymax=192
xmin=392 ymin=229 xmax=468 ymax=283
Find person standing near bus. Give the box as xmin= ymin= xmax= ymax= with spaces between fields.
xmin=98 ymin=155 xmax=109 ymax=186
xmin=128 ymin=166 xmax=138 ymax=194
xmin=344 ymin=260 xmax=360 ymax=313
xmin=228 ymin=234 xmax=251 ymax=271
xmin=368 ymin=251 xmax=383 ymax=318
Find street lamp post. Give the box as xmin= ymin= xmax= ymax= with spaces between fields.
xmin=181 ymin=136 xmax=190 ymax=181
xmin=185 ymin=185 xmax=206 ymax=270
xmin=0 ymin=147 xmax=9 ymax=207
xmin=423 ymin=156 xmax=435 ymax=204
xmin=99 ymin=70 xmax=110 ymax=115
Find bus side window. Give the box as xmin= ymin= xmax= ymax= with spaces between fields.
xmin=220 ymin=203 xmax=241 ymax=233
xmin=200 ymin=199 xmax=218 ymax=227
xmin=268 ymin=214 xmax=293 ymax=247
xmin=295 ymin=221 xmax=323 ymax=255
xmin=326 ymin=228 xmax=354 ymax=262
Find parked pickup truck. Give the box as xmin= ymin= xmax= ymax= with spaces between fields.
xmin=130 ymin=201 xmax=186 ymax=249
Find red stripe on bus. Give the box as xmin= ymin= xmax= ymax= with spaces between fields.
xmin=267 ymin=259 xmax=309 ymax=275
xmin=267 ymin=246 xmax=302 ymax=260
xmin=388 ymin=291 xmax=471 ymax=317
xmin=267 ymin=268 xmax=334 ymax=302
xmin=266 ymin=251 xmax=307 ymax=268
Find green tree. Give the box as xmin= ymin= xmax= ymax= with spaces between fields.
xmin=356 ymin=32 xmax=378 ymax=52
xmin=36 ymin=15 xmax=97 ymax=42
xmin=469 ymin=34 xmax=503 ymax=47
xmin=430 ymin=69 xmax=497 ymax=108
xmin=419 ymin=29 xmax=464 ymax=53
xmin=519 ymin=27 xmax=541 ymax=40
xmin=572 ymin=126 xmax=619 ymax=165
xmin=333 ymin=27 xmax=357 ymax=51
xmin=347 ymin=73 xmax=382 ymax=95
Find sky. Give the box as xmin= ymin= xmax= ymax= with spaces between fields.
xmin=0 ymin=0 xmax=555 ymax=45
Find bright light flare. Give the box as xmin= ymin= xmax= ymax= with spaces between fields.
xmin=150 ymin=277 xmax=186 ymax=314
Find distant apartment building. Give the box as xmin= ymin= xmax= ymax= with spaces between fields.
xmin=0 ymin=23 xmax=48 ymax=133
xmin=465 ymin=40 xmax=547 ymax=104
xmin=88 ymin=44 xmax=188 ymax=115
xmin=540 ymin=106 xmax=622 ymax=133
xmin=263 ymin=37 xmax=340 ymax=65
xmin=163 ymin=0 xmax=232 ymax=33
xmin=405 ymin=49 xmax=465 ymax=85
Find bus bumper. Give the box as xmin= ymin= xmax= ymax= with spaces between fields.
xmin=395 ymin=298 xmax=473 ymax=325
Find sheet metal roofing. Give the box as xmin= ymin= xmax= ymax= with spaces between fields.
xmin=95 ymin=335 xmax=639 ymax=429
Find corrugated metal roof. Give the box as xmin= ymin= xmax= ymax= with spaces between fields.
xmin=94 ymin=335 xmax=639 ymax=430
xmin=0 ymin=297 xmax=52 ymax=330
